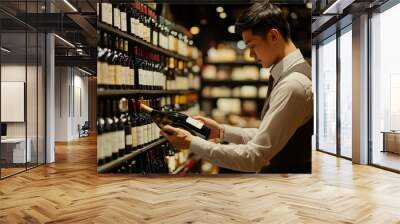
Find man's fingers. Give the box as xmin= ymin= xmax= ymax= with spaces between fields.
xmin=193 ymin=116 xmax=207 ymax=123
xmin=163 ymin=125 xmax=179 ymax=133
xmin=160 ymin=131 xmax=173 ymax=140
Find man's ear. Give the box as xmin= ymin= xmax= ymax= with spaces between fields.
xmin=267 ymin=28 xmax=280 ymax=43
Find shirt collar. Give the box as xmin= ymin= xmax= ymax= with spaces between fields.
xmin=270 ymin=49 xmax=304 ymax=82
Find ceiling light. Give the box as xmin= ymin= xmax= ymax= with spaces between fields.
xmin=216 ymin=6 xmax=224 ymax=13
xmin=190 ymin=26 xmax=200 ymax=35
xmin=306 ymin=1 xmax=313 ymax=9
xmin=219 ymin=12 xmax=227 ymax=19
xmin=228 ymin=25 xmax=235 ymax=34
xmin=54 ymin=34 xmax=75 ymax=48
xmin=1 ymin=47 xmax=11 ymax=53
xmin=63 ymin=0 xmax=78 ymax=12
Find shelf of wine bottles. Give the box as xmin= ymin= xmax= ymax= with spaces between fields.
xmin=97 ymin=1 xmax=199 ymax=62
xmin=97 ymin=89 xmax=198 ymax=97
xmin=97 ymin=94 xmax=201 ymax=173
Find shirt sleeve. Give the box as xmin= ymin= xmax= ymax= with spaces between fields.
xmin=222 ymin=125 xmax=258 ymax=144
xmin=189 ymin=79 xmax=310 ymax=172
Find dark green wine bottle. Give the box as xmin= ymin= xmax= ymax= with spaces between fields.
xmin=140 ymin=103 xmax=210 ymax=140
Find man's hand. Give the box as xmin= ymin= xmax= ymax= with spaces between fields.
xmin=193 ymin=115 xmax=223 ymax=139
xmin=161 ymin=125 xmax=193 ymax=150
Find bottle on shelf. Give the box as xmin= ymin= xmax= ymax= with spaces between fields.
xmin=97 ymin=99 xmax=106 ymax=166
xmin=104 ymin=99 xmax=116 ymax=162
xmin=128 ymin=98 xmax=138 ymax=151
xmin=113 ymin=99 xmax=126 ymax=158
xmin=119 ymin=98 xmax=132 ymax=155
xmin=99 ymin=2 xmax=113 ymax=26
xmin=97 ymin=30 xmax=108 ymax=89
xmin=140 ymin=103 xmax=211 ymax=140
xmin=119 ymin=3 xmax=128 ymax=33
xmin=112 ymin=3 xmax=121 ymax=30
xmin=105 ymin=34 xmax=116 ymax=89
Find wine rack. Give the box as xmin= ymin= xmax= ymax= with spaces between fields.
xmin=97 ymin=2 xmax=201 ymax=174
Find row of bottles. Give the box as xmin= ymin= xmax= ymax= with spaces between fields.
xmin=97 ymin=97 xmax=162 ymax=166
xmin=97 ymin=31 xmax=165 ymax=90
xmin=98 ymin=2 xmax=199 ymax=58
xmin=113 ymin=142 xmax=174 ymax=174
xmin=97 ymin=30 xmax=200 ymax=91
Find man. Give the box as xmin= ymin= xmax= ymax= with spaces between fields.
xmin=161 ymin=1 xmax=313 ymax=173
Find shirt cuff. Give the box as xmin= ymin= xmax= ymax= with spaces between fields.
xmin=222 ymin=124 xmax=240 ymax=143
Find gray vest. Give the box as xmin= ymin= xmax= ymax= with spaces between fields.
xmin=260 ymin=61 xmax=313 ymax=173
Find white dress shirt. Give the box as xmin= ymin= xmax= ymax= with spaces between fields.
xmin=189 ymin=49 xmax=313 ymax=172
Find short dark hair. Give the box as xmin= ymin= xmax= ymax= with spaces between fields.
xmin=235 ymin=1 xmax=291 ymax=41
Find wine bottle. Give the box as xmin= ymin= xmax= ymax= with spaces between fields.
xmin=119 ymin=98 xmax=132 ymax=154
xmin=105 ymin=34 xmax=116 ymax=89
xmin=113 ymin=99 xmax=125 ymax=158
xmin=104 ymin=99 xmax=115 ymax=162
xmin=97 ymin=100 xmax=105 ymax=165
xmin=140 ymin=103 xmax=211 ymax=140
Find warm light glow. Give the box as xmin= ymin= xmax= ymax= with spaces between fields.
xmin=228 ymin=25 xmax=235 ymax=34
xmin=216 ymin=6 xmax=224 ymax=13
xmin=219 ymin=12 xmax=227 ymax=19
xmin=190 ymin=26 xmax=200 ymax=35
xmin=237 ymin=40 xmax=246 ymax=50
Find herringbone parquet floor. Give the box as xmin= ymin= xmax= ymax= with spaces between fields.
xmin=1 ymin=135 xmax=400 ymax=224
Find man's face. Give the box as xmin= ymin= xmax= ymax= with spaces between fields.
xmin=242 ymin=29 xmax=280 ymax=68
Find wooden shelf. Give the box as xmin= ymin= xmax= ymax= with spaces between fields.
xmin=97 ymin=138 xmax=167 ymax=173
xmin=202 ymin=96 xmax=263 ymax=101
xmin=98 ymin=22 xmax=194 ymax=62
xmin=205 ymin=61 xmax=259 ymax=66
xmin=202 ymin=79 xmax=268 ymax=86
xmin=97 ymin=89 xmax=198 ymax=97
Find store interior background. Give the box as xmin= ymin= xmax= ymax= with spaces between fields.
xmin=0 ymin=0 xmax=96 ymax=179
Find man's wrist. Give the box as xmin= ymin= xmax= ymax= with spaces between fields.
xmin=219 ymin=125 xmax=225 ymax=141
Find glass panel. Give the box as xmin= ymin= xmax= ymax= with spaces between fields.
xmin=1 ymin=31 xmax=28 ymax=177
xmin=317 ymin=35 xmax=337 ymax=154
xmin=371 ymin=3 xmax=400 ymax=171
xmin=339 ymin=27 xmax=352 ymax=158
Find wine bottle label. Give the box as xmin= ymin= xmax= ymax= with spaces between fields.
xmin=131 ymin=127 xmax=138 ymax=147
xmin=112 ymin=132 xmax=119 ymax=153
xmin=104 ymin=132 xmax=112 ymax=157
xmin=108 ymin=64 xmax=116 ymax=85
xmin=113 ymin=8 xmax=120 ymax=29
xmin=130 ymin=18 xmax=135 ymax=34
xmin=147 ymin=123 xmax=152 ymax=141
xmin=118 ymin=130 xmax=125 ymax=150
xmin=153 ymin=31 xmax=158 ymax=45
xmin=97 ymin=134 xmax=103 ymax=159
xmin=143 ymin=124 xmax=148 ymax=144
xmin=101 ymin=3 xmax=112 ymax=25
xmin=101 ymin=62 xmax=108 ymax=84
xmin=186 ymin=117 xmax=204 ymax=129
xmin=97 ymin=61 xmax=103 ymax=85
xmin=115 ymin=65 xmax=122 ymax=85
xmin=130 ymin=68 xmax=135 ymax=86
xmin=126 ymin=134 xmax=132 ymax=146
xmin=121 ymin=12 xmax=127 ymax=32
xmin=137 ymin=126 xmax=143 ymax=146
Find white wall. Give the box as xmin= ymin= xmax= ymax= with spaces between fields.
xmin=55 ymin=66 xmax=89 ymax=141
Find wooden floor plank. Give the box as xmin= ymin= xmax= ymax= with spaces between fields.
xmin=0 ymin=135 xmax=399 ymax=223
